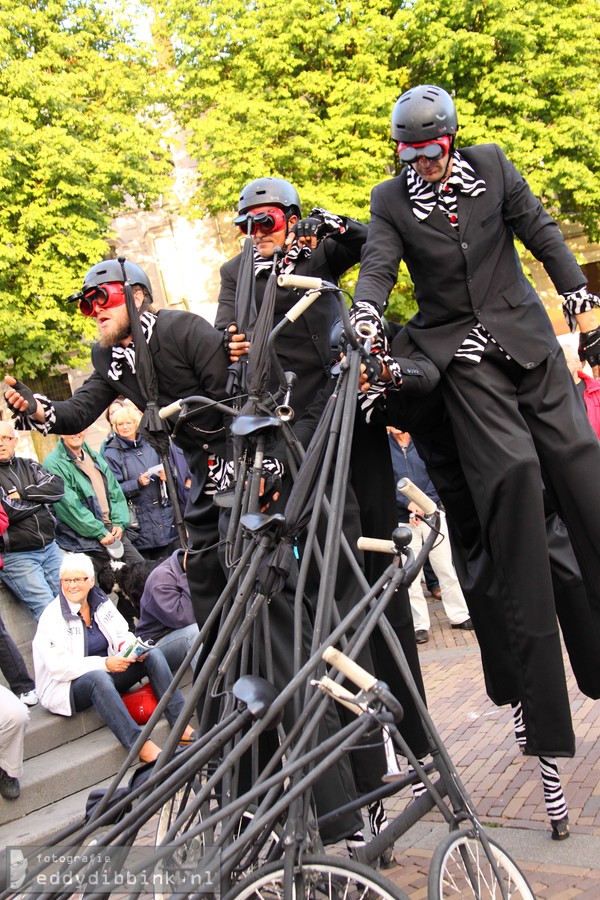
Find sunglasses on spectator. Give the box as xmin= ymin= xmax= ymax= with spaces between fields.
xmin=234 ymin=207 xmax=287 ymax=236
xmin=61 ymin=577 xmax=90 ymax=585
xmin=397 ymin=136 xmax=452 ymax=163
xmin=78 ymin=283 xmax=127 ymax=318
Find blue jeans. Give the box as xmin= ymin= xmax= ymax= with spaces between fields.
xmin=70 ymin=648 xmax=186 ymax=751
xmin=0 ymin=542 xmax=63 ymax=620
xmin=156 ymin=624 xmax=202 ymax=674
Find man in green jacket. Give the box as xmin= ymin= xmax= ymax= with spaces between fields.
xmin=43 ymin=432 xmax=143 ymax=572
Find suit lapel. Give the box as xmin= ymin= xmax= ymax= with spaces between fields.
xmin=422 ymin=205 xmax=459 ymax=241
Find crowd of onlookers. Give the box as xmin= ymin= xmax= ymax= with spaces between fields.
xmin=0 ymin=398 xmax=198 ymax=801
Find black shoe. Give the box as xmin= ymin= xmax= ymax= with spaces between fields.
xmin=551 ymin=815 xmax=570 ymax=841
xmin=0 ymin=767 xmax=20 ymax=800
xmin=451 ymin=618 xmax=474 ymax=631
xmin=415 ymin=630 xmax=430 ymax=644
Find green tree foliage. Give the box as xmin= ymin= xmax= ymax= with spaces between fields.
xmin=151 ymin=0 xmax=600 ymax=320
xmin=0 ymin=0 xmax=172 ymax=377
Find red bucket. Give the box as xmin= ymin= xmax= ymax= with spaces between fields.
xmin=121 ymin=683 xmax=159 ymax=725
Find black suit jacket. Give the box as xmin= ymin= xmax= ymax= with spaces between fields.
xmin=355 ymin=143 xmax=586 ymax=371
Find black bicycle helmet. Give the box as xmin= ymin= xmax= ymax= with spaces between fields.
xmin=83 ymin=258 xmax=152 ymax=297
xmin=391 ymin=85 xmax=458 ymax=143
xmin=237 ymin=177 xmax=301 ymax=217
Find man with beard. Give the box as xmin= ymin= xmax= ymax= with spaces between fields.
xmin=3 ymin=258 xmax=230 ymax=626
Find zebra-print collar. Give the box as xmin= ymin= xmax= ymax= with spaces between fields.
xmin=406 ymin=151 xmax=486 ymax=223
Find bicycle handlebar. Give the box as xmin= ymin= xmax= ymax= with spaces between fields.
xmin=397 ymin=477 xmax=437 ymax=515
xmin=322 ymin=646 xmax=377 ymax=692
xmin=159 ymin=398 xmax=183 ymax=419
xmin=277 ymin=274 xmax=325 ymax=290
xmin=356 ymin=536 xmax=396 ymax=554
xmin=314 ymin=675 xmax=364 ymax=717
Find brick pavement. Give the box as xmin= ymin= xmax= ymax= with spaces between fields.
xmin=381 ymin=589 xmax=600 ymax=897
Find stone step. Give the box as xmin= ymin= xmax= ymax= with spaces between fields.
xmin=22 ymin=703 xmax=105 ymax=761
xmin=0 ymin=718 xmax=171 ymax=828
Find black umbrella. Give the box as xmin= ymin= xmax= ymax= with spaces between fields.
xmin=118 ymin=257 xmax=187 ymax=546
xmin=226 ymin=232 xmax=257 ymax=398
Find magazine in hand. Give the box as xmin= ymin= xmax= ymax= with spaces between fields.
xmin=119 ymin=636 xmax=155 ymax=660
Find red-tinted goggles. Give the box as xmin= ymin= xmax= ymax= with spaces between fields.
xmin=78 ymin=282 xmax=127 ymax=318
xmin=234 ymin=207 xmax=287 ymax=236
xmin=397 ymin=135 xmax=452 ymax=164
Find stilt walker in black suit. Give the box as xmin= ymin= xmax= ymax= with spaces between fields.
xmin=353 ymin=84 xmax=600 ymax=766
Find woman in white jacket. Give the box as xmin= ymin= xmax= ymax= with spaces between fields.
xmin=33 ymin=553 xmax=195 ymax=763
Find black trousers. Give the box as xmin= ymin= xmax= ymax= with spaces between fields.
xmin=0 ymin=610 xmax=34 ymax=695
xmin=181 ymin=446 xmax=227 ymax=627
xmin=441 ymin=342 xmax=600 ymax=757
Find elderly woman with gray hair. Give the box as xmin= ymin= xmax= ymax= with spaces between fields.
xmin=32 ymin=553 xmax=195 ymax=763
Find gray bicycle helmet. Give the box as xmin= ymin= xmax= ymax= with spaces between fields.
xmin=237 ymin=177 xmax=301 ymax=217
xmin=391 ymin=85 xmax=458 ymax=143
xmin=83 ymin=258 xmax=152 ymax=297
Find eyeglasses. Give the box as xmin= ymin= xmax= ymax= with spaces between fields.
xmin=78 ymin=283 xmax=127 ymax=318
xmin=61 ymin=577 xmax=90 ymax=585
xmin=234 ymin=207 xmax=287 ymax=236
xmin=0 ymin=436 xmax=17 ymax=444
xmin=397 ymin=136 xmax=451 ymax=164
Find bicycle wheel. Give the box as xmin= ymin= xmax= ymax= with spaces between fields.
xmin=428 ymin=828 xmax=535 ymax=899
xmin=154 ymin=781 xmax=283 ymax=898
xmin=225 ymin=854 xmax=409 ymax=899
xmin=154 ymin=779 xmax=207 ymax=900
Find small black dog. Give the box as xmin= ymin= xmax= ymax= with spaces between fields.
xmin=96 ymin=560 xmax=159 ymax=630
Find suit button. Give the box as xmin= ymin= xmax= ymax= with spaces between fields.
xmin=467 ymin=277 xmax=472 ymax=284
xmin=474 ymin=308 xmax=481 ymax=316
xmin=312 ymin=334 xmax=319 ymax=341
xmin=202 ymin=443 xmax=209 ymax=450
xmin=524 ymin=362 xmax=536 ymax=370
xmin=461 ymin=242 xmax=468 ymax=250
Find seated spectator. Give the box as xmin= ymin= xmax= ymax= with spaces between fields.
xmin=42 ymin=431 xmax=144 ymax=573
xmin=102 ymin=407 xmax=178 ymax=561
xmin=388 ymin=427 xmax=473 ymax=644
xmin=32 ymin=553 xmax=196 ymax=763
xmin=0 ymin=683 xmax=29 ymax=799
xmin=0 ymin=419 xmax=65 ymax=620
xmin=117 ymin=552 xmax=201 ymax=675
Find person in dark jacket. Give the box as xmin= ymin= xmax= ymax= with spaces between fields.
xmin=387 ymin=427 xmax=471 ymax=642
xmin=352 ymin=83 xmax=600 ymax=761
xmin=0 ymin=420 xmax=65 ymax=619
xmin=102 ymin=405 xmax=177 ymax=560
xmin=133 ymin=550 xmax=200 ymax=673
xmin=3 ymin=258 xmax=231 ymax=626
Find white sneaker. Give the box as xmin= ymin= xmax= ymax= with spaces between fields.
xmin=19 ymin=689 xmax=38 ymax=707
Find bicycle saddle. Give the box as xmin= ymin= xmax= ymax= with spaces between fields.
xmin=231 ymin=415 xmax=282 ymax=437
xmin=241 ymin=512 xmax=286 ymax=535
xmin=233 ymin=675 xmax=282 ymax=725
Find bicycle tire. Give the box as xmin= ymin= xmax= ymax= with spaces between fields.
xmin=154 ymin=782 xmax=282 ymax=898
xmin=224 ymin=854 xmax=409 ymax=899
xmin=428 ymin=828 xmax=535 ymax=899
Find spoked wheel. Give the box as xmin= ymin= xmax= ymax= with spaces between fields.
xmin=154 ymin=778 xmax=207 ymax=900
xmin=154 ymin=779 xmax=282 ymax=898
xmin=225 ymin=855 xmax=409 ymax=899
xmin=428 ymin=829 xmax=535 ymax=899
